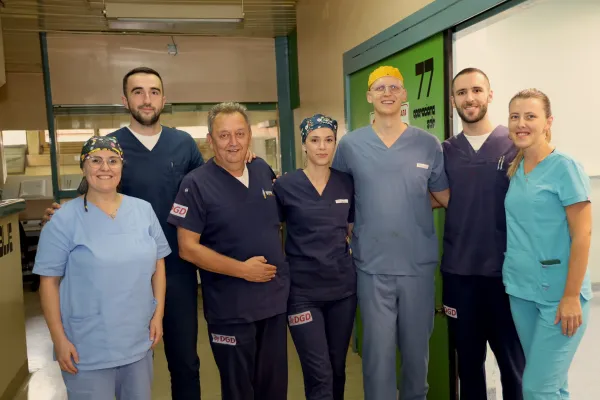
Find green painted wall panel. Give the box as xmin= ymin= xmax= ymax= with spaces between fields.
xmin=348 ymin=32 xmax=450 ymax=399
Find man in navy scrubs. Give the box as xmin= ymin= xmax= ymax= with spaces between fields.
xmin=43 ymin=67 xmax=255 ymax=399
xmin=168 ymin=102 xmax=289 ymax=400
xmin=332 ymin=65 xmax=450 ymax=400
xmin=441 ymin=67 xmax=525 ymax=399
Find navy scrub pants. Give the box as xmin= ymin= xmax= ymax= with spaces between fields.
xmin=443 ymin=273 xmax=525 ymax=400
xmin=162 ymin=270 xmax=201 ymax=399
xmin=207 ymin=313 xmax=288 ymax=400
xmin=357 ymin=270 xmax=435 ymax=400
xmin=287 ymin=294 xmax=357 ymax=400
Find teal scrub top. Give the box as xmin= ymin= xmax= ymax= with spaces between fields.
xmin=503 ymin=150 xmax=593 ymax=304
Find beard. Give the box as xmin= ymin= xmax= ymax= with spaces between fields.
xmin=128 ymin=101 xmax=162 ymax=126
xmin=456 ymin=102 xmax=488 ymax=124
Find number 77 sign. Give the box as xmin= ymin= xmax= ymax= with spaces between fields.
xmin=415 ymin=57 xmax=434 ymax=99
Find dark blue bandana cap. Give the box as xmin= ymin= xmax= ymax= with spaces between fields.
xmin=300 ymin=114 xmax=338 ymax=143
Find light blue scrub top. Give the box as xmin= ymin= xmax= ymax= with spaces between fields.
xmin=33 ymin=195 xmax=171 ymax=371
xmin=332 ymin=125 xmax=449 ymax=276
xmin=503 ymin=150 xmax=593 ymax=304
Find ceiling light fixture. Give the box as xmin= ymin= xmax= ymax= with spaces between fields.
xmin=103 ymin=1 xmax=244 ymax=24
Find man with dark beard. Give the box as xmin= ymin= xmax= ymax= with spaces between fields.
xmin=440 ymin=68 xmax=525 ymax=399
xmin=109 ymin=67 xmax=205 ymax=399
xmin=43 ymin=67 xmax=255 ymax=399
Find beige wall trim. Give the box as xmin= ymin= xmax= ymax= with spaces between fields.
xmin=0 ymin=361 xmax=29 ymax=400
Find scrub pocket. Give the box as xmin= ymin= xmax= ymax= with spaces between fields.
xmin=502 ymin=251 xmax=538 ymax=300
xmin=68 ymin=314 xmax=106 ymax=367
xmin=540 ymin=260 xmax=567 ymax=302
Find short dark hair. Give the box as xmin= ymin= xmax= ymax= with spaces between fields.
xmin=122 ymin=67 xmax=163 ymax=96
xmin=451 ymin=68 xmax=490 ymax=94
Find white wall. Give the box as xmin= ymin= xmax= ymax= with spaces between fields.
xmin=453 ymin=0 xmax=600 ymax=283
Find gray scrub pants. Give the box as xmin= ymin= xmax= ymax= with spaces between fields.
xmin=357 ymin=269 xmax=435 ymax=400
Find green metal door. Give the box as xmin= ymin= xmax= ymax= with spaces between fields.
xmin=346 ymin=32 xmax=451 ymax=400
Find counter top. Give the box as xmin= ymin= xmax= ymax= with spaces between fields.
xmin=0 ymin=199 xmax=26 ymax=218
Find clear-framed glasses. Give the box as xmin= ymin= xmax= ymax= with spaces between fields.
xmin=370 ymin=84 xmax=403 ymax=95
xmin=86 ymin=155 xmax=123 ymax=170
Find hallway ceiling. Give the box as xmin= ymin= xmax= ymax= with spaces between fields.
xmin=0 ymin=0 xmax=297 ymax=37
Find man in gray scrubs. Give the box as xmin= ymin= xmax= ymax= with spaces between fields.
xmin=332 ymin=65 xmax=450 ymax=400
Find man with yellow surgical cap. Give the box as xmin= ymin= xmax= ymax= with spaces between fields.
xmin=332 ymin=65 xmax=450 ymax=400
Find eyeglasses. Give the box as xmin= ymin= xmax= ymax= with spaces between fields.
xmin=370 ymin=84 xmax=403 ymax=94
xmin=86 ymin=156 xmax=123 ymax=169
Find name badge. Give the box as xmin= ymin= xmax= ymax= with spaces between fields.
xmin=170 ymin=203 xmax=188 ymax=218
xmin=288 ymin=311 xmax=313 ymax=326
xmin=335 ymin=199 xmax=349 ymax=204
xmin=211 ymin=333 xmax=237 ymax=346
xmin=443 ymin=305 xmax=457 ymax=319
xmin=416 ymin=163 xmax=429 ymax=169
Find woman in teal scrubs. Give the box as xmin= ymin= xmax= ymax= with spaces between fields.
xmin=504 ymin=89 xmax=592 ymax=400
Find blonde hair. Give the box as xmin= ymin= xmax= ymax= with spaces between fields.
xmin=507 ymin=89 xmax=553 ymax=178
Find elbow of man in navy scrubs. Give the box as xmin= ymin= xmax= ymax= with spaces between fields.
xmin=168 ymin=102 xmax=289 ymax=400
xmin=441 ymin=68 xmax=525 ymax=400
xmin=332 ymin=66 xmax=449 ymax=400
xmin=273 ymin=114 xmax=357 ymax=400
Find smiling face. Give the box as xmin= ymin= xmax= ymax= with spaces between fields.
xmin=367 ymin=76 xmax=407 ymax=116
xmin=509 ymin=97 xmax=553 ymax=150
xmin=207 ymin=111 xmax=252 ymax=169
xmin=82 ymin=149 xmax=123 ymax=194
xmin=451 ymin=71 xmax=493 ymax=124
xmin=303 ymin=128 xmax=336 ymax=167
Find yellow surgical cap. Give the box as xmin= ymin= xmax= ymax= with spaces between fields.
xmin=368 ymin=66 xmax=404 ymax=88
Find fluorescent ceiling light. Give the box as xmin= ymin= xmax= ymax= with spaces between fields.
xmin=104 ymin=2 xmax=244 ymax=23
xmin=115 ymin=18 xmax=242 ymax=23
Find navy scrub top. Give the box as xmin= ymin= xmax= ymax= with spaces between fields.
xmin=441 ymin=125 xmax=517 ymax=277
xmin=273 ymin=168 xmax=356 ymax=303
xmin=109 ymin=126 xmax=204 ymax=276
xmin=167 ymin=158 xmax=290 ymax=325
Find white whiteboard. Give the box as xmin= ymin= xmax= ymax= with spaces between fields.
xmin=453 ymin=0 xmax=600 ymax=176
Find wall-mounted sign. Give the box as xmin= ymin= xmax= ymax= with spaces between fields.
xmin=0 ymin=222 xmax=14 ymax=258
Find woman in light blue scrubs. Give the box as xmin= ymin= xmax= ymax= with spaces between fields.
xmin=504 ymin=89 xmax=592 ymax=400
xmin=34 ymin=136 xmax=170 ymax=399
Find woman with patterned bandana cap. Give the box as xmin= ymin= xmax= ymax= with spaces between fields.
xmin=34 ymin=136 xmax=170 ymax=400
xmin=274 ymin=114 xmax=357 ymax=400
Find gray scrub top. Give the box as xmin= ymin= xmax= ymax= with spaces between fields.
xmin=332 ymin=125 xmax=449 ymax=276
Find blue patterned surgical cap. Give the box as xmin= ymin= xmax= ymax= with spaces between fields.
xmin=300 ymin=114 xmax=338 ymax=143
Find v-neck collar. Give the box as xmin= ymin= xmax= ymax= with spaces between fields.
xmin=456 ymin=126 xmax=502 ymax=159
xmin=125 ymin=125 xmax=165 ymax=154
xmin=300 ymin=168 xmax=332 ymax=199
xmin=211 ymin=159 xmax=252 ymax=190
xmin=370 ymin=124 xmax=412 ymax=150
xmin=85 ymin=194 xmax=126 ymax=222
xmin=520 ymin=149 xmax=556 ymax=177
